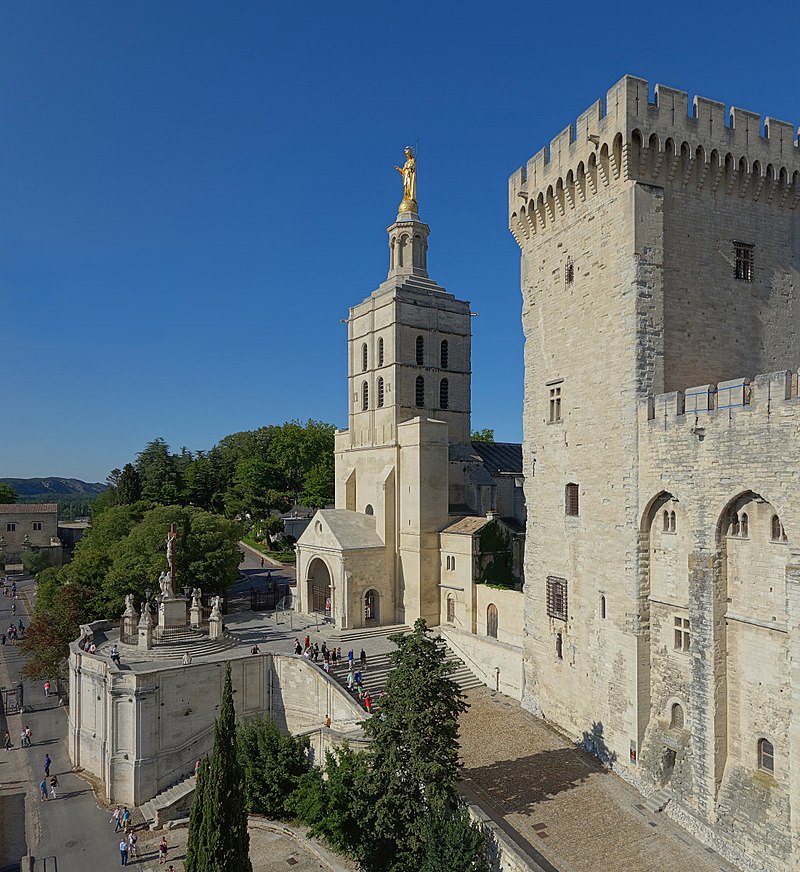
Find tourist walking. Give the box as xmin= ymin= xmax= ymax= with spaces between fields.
xmin=44 ymin=680 xmax=51 ymax=698
xmin=360 ymin=648 xmax=367 ymax=669
xmin=44 ymin=754 xmax=51 ymax=777
xmin=4 ymin=731 xmax=11 ymax=750
xmin=110 ymin=645 xmax=121 ymax=667
xmin=158 ymin=835 xmax=168 ymax=864
xmin=294 ymin=638 xmax=302 ymax=655
xmin=19 ymin=729 xmax=27 ymax=748
xmin=49 ymin=774 xmax=58 ymax=799
xmin=120 ymin=806 xmax=131 ymax=829
xmin=119 ymin=836 xmax=129 ymax=865
xmin=128 ymin=829 xmax=138 ymax=859
xmin=25 ymin=726 xmax=32 ymax=747
xmin=364 ymin=691 xmax=372 ymax=713
xmin=347 ymin=648 xmax=354 ymax=666
xmin=347 ymin=670 xmax=354 ymax=691
xmin=111 ymin=805 xmax=121 ymax=829
xmin=39 ymin=779 xmax=48 ymax=802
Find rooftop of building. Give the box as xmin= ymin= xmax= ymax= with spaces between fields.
xmin=470 ymin=441 xmax=523 ymax=476
xmin=0 ymin=503 xmax=58 ymax=514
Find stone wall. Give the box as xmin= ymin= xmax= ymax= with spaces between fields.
xmin=69 ymin=644 xmax=367 ymax=807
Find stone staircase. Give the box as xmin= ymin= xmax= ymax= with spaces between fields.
xmin=643 ymin=788 xmax=672 ymax=813
xmin=138 ymin=772 xmax=197 ymax=828
xmin=327 ymin=639 xmax=485 ymax=709
xmin=119 ymin=628 xmax=240 ymax=661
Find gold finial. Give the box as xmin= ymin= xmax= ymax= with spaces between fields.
xmin=394 ymin=146 xmax=417 ymax=213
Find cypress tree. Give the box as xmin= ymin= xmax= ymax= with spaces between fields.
xmin=192 ymin=663 xmax=252 ymax=872
xmin=185 ymin=757 xmax=209 ymax=872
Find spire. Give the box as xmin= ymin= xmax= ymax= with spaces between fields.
xmin=388 ymin=146 xmax=429 ymax=279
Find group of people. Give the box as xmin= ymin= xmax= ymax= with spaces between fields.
xmin=38 ymin=753 xmax=58 ymax=802
xmin=2 ymin=578 xmax=17 ymax=599
xmin=78 ymin=636 xmax=97 ymax=654
xmin=111 ymin=805 xmax=173 ymax=866
xmin=293 ymin=637 xmax=377 ymax=712
xmin=2 ymin=619 xmax=24 ymax=645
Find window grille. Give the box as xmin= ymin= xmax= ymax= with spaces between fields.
xmin=565 ymin=483 xmax=579 ymax=516
xmin=446 ymin=596 xmax=455 ymax=624
xmin=415 ymin=376 xmax=425 ymax=407
xmin=546 ymin=576 xmax=568 ymax=621
xmin=378 ymin=337 xmax=384 ymax=366
xmin=440 ymin=339 xmax=449 ymax=369
xmin=549 ymin=385 xmax=562 ymax=422
xmin=673 ymin=616 xmax=690 ymax=652
xmin=415 ymin=335 xmax=424 ymax=365
xmin=758 ymin=738 xmax=774 ymax=774
xmin=439 ymin=378 xmax=449 ymax=409
xmin=361 ymin=343 xmax=368 ymax=372
xmin=377 ymin=377 xmax=384 ymax=408
xmin=565 ymin=256 xmax=574 ymax=286
xmin=361 ymin=381 xmax=369 ymax=411
xmin=734 ymin=242 xmax=754 ymax=281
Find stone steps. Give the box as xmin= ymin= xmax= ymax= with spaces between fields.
xmin=119 ymin=630 xmax=240 ymax=660
xmin=138 ymin=772 xmax=197 ymax=828
xmin=643 ymin=788 xmax=672 ymax=813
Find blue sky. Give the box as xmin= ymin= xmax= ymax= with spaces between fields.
xmin=2 ymin=1 xmax=799 ymax=481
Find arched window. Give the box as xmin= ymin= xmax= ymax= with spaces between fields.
xmin=730 ymin=513 xmax=740 ymax=537
xmin=446 ymin=595 xmax=455 ymax=624
xmin=663 ymin=510 xmax=670 ymax=531
xmin=364 ymin=504 xmax=374 ymax=516
xmin=451 ymin=556 xmax=455 ymax=570
xmin=377 ymin=377 xmax=385 ymax=408
xmin=600 ymin=595 xmax=606 ymax=619
xmin=378 ymin=337 xmax=384 ymax=367
xmin=439 ymin=378 xmax=449 ymax=409
xmin=361 ymin=381 xmax=369 ymax=411
xmin=758 ymin=738 xmax=774 ymax=774
xmin=415 ymin=335 xmax=424 ymax=365
xmin=440 ymin=339 xmax=449 ymax=369
xmin=415 ymin=376 xmax=425 ymax=407
xmin=740 ymin=513 xmax=749 ymax=537
xmin=771 ymin=514 xmax=783 ymax=541
xmin=670 ymin=511 xmax=676 ymax=533
xmin=565 ymin=483 xmax=579 ymax=516
xmin=487 ymin=603 xmax=498 ymax=639
xmin=361 ymin=343 xmax=368 ymax=372
xmin=670 ymin=703 xmax=685 ymax=730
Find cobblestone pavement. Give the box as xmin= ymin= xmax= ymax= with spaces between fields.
xmin=459 ymin=690 xmax=740 ymax=872
xmin=130 ymin=822 xmax=358 ymax=871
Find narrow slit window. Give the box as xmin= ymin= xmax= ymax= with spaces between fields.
xmin=565 ymin=483 xmax=579 ymax=517
xmin=378 ymin=337 xmax=384 ymax=366
xmin=565 ymin=256 xmax=574 ymax=286
xmin=555 ymin=632 xmax=563 ymax=660
xmin=361 ymin=381 xmax=369 ymax=411
xmin=663 ymin=510 xmax=670 ymax=531
xmin=734 ymin=242 xmax=754 ymax=282
xmin=377 ymin=377 xmax=385 ymax=408
xmin=361 ymin=343 xmax=368 ymax=372
xmin=439 ymin=378 xmax=449 ymax=409
xmin=415 ymin=335 xmax=424 ymax=365
xmin=669 ymin=511 xmax=676 ymax=533
xmin=415 ymin=376 xmax=425 ymax=408
xmin=440 ymin=339 xmax=449 ymax=369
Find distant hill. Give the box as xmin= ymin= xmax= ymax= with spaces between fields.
xmin=0 ymin=478 xmax=107 ymax=498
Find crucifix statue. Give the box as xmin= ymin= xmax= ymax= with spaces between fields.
xmin=165 ymin=523 xmax=177 ymax=595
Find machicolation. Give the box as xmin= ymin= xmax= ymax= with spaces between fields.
xmin=509 ymin=75 xmax=800 ymax=245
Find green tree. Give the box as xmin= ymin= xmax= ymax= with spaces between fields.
xmin=0 ymin=483 xmax=17 ymax=503
xmin=237 ymin=716 xmax=310 ymax=818
xmin=22 ymin=550 xmax=52 ymax=577
xmin=470 ymin=429 xmax=495 ymax=442
xmin=116 ymin=464 xmax=142 ymax=505
xmin=186 ymin=664 xmax=252 ymax=872
xmin=419 ymin=802 xmax=489 ymax=872
xmin=361 ymin=619 xmax=468 ymax=870
xmin=21 ymin=580 xmax=91 ymax=680
xmin=185 ymin=756 xmax=210 ymax=870
xmin=136 ymin=437 xmax=184 ymax=504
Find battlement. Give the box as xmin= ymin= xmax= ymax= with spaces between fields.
xmin=640 ymin=370 xmax=800 ymax=428
xmin=509 ymin=75 xmax=800 ymax=245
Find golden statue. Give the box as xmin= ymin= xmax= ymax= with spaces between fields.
xmin=394 ymin=146 xmax=417 ymax=212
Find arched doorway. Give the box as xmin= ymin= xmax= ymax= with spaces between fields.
xmin=307 ymin=558 xmax=331 ymax=616
xmin=364 ymin=589 xmax=379 ymax=625
xmin=487 ymin=603 xmax=498 ymax=639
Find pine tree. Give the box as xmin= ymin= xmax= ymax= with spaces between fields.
xmin=189 ymin=663 xmax=252 ymax=872
xmin=361 ymin=618 xmax=468 ymax=870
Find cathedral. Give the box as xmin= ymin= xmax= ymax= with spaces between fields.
xmin=296 ymin=157 xmax=525 ymax=648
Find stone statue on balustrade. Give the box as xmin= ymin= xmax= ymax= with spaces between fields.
xmin=208 ymin=595 xmax=224 ymax=640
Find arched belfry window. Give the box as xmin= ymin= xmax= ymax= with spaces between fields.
xmin=439 ymin=378 xmax=449 ymax=410
xmin=440 ymin=339 xmax=449 ymax=369
xmin=415 ymin=335 xmax=424 ymax=365
xmin=663 ymin=510 xmax=670 ymax=531
xmin=740 ymin=513 xmax=749 ymax=537
xmin=362 ymin=381 xmax=369 ymax=411
xmin=361 ymin=343 xmax=368 ymax=372
xmin=377 ymin=377 xmax=385 ymax=408
xmin=378 ymin=337 xmax=384 ymax=367
xmin=415 ymin=376 xmax=425 ymax=408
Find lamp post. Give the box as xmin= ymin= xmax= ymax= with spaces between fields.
xmin=0 ymin=536 xmax=5 ymax=573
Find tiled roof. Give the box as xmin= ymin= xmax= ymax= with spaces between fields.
xmin=0 ymin=503 xmax=58 ymax=514
xmin=470 ymin=442 xmax=523 ymax=476
xmin=442 ymin=516 xmax=493 ymax=535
